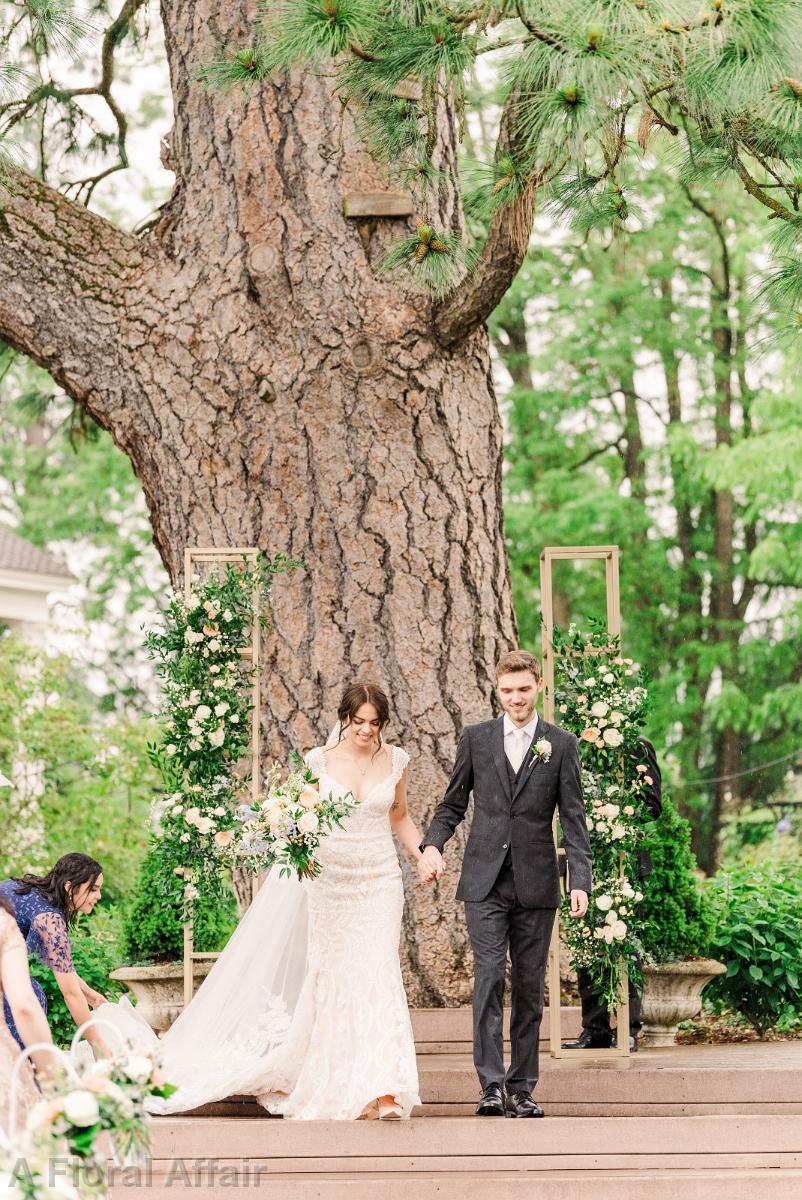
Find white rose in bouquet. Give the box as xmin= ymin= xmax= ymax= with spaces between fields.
xmin=214 ymin=830 xmax=233 ymax=847
xmin=195 ymin=704 xmax=212 ymax=720
xmin=208 ymin=727 xmax=225 ymax=747
xmin=603 ymin=803 xmax=620 ymax=818
xmin=195 ymin=817 xmax=214 ymax=834
xmin=122 ymin=1055 xmax=155 ymax=1085
xmin=184 ymin=807 xmax=201 ymax=825
xmin=299 ymin=787 xmax=320 ymax=811
xmin=602 ymin=727 xmax=624 ymax=747
xmin=63 ymin=1090 xmax=100 ymax=1127
xmin=590 ymin=701 xmax=609 ymax=718
xmin=595 ymin=894 xmax=613 ymax=911
xmin=612 ymin=921 xmax=627 ymax=940
xmin=298 ymin=811 xmax=319 ymax=835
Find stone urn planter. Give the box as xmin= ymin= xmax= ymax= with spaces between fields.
xmin=110 ymin=961 xmax=214 ymax=1034
xmin=641 ymin=958 xmax=726 ymax=1046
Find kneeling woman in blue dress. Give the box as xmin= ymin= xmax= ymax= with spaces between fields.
xmin=0 ymin=853 xmax=107 ymax=1057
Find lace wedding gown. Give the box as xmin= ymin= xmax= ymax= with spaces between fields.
xmin=99 ymin=744 xmax=421 ymax=1121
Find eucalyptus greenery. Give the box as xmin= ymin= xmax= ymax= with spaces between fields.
xmin=200 ymin=0 xmax=802 ymax=310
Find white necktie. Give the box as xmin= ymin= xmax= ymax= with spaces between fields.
xmin=509 ymin=728 xmax=527 ymax=773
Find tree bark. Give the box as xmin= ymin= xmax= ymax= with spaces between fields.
xmin=0 ymin=0 xmax=517 ymax=1003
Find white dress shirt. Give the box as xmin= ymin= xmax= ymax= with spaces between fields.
xmin=503 ymin=712 xmax=539 ymax=772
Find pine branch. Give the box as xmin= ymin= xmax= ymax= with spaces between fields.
xmin=732 ymin=154 xmax=794 ymax=221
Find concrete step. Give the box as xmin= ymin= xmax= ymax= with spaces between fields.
xmin=107 ymin=1115 xmax=802 ymax=1199
xmin=411 ymin=1005 xmax=582 ymax=1053
xmin=187 ymin=1042 xmax=802 ymax=1119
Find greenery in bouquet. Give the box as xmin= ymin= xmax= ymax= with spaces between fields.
xmin=137 ymin=552 xmax=301 ymax=923
xmin=225 ymin=756 xmax=358 ymax=880
xmin=552 ymin=623 xmax=654 ymax=1003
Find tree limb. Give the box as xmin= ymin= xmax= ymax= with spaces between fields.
xmin=0 ymin=171 xmax=144 ymax=430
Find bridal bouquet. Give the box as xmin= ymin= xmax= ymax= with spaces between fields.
xmin=226 ymin=757 xmax=357 ymax=880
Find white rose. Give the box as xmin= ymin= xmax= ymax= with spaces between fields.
xmin=208 ymin=727 xmax=225 ymax=748
xmin=189 ymin=690 xmax=201 ymax=704
xmin=214 ymin=830 xmax=233 ymax=847
xmin=603 ymin=803 xmax=620 ymax=818
xmin=603 ymin=673 xmax=615 ymax=684
xmin=208 ymin=638 xmax=222 ymax=652
xmin=622 ymin=882 xmax=635 ymax=898
xmin=195 ymin=704 xmax=212 ymax=720
xmin=213 ymin=805 xmax=226 ymax=816
xmin=586 ymin=818 xmax=595 ymax=831
xmin=214 ymin=702 xmax=229 ymax=716
xmin=603 ymin=926 xmax=615 ymax=944
xmin=594 ymin=928 xmax=605 ymax=939
xmin=623 ymin=805 xmax=635 ymax=816
xmin=595 ymin=894 xmax=613 ymax=911
xmin=180 ymin=833 xmax=190 ymax=843
xmin=189 ymin=739 xmax=201 ymax=750
xmin=222 ymin=610 xmax=233 ymax=622
xmin=605 ymin=910 xmax=618 ymax=924
xmin=122 ymin=1055 xmax=154 ymax=1084
xmin=635 ymin=891 xmax=644 ymax=902
xmin=299 ymin=787 xmax=320 ymax=811
xmin=610 ymin=711 xmax=624 ymax=725
xmin=559 ymin=704 xmax=567 ymax=714
xmin=602 ymin=727 xmax=624 ymax=747
xmin=63 ymin=1090 xmax=100 ymax=1127
xmin=230 ymin=714 xmax=240 ymax=724
xmin=612 ymin=920 xmax=627 ymax=940
xmin=590 ymin=701 xmax=609 ymax=718
xmin=171 ymin=804 xmax=183 ymax=815
xmin=195 ymin=817 xmax=214 ymax=834
xmin=619 ymin=904 xmax=628 ymax=915
xmin=210 ymin=664 xmax=221 ymax=674
xmin=612 ymin=824 xmax=627 ymax=840
xmin=584 ymin=678 xmax=596 ymax=688
xmin=298 ymin=811 xmax=319 ymax=835
xmin=185 ymin=806 xmax=201 ymax=824
xmin=165 ymin=744 xmax=177 ymax=756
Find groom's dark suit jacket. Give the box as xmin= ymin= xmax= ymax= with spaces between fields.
xmin=423 ymin=716 xmax=593 ymax=908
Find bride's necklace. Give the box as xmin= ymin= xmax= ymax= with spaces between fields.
xmin=341 ymin=749 xmax=375 ymax=777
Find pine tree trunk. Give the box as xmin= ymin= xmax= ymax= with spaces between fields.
xmin=0 ymin=1 xmax=516 ymax=1003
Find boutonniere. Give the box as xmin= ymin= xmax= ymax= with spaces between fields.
xmin=530 ymin=737 xmax=552 ymax=765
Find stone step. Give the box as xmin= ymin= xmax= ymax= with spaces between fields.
xmin=187 ymin=1042 xmax=802 ymax=1119
xmin=108 ymin=1168 xmax=802 ymax=1200
xmin=107 ymin=1115 xmax=802 ymax=1199
xmin=411 ymin=1006 xmax=582 ymax=1052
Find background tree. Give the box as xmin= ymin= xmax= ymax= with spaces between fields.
xmin=501 ymin=164 xmax=802 ymax=870
xmin=2 ymin=0 xmax=802 ymax=998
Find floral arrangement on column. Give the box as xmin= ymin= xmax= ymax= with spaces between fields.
xmin=144 ymin=552 xmax=300 ymax=917
xmin=552 ymin=623 xmax=656 ymax=1009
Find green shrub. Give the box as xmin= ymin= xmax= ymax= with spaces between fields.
xmin=28 ymin=905 xmax=125 ymax=1049
xmin=704 ymin=864 xmax=802 ymax=1035
xmin=639 ymin=795 xmax=715 ymax=962
xmin=121 ymin=846 xmax=238 ymax=964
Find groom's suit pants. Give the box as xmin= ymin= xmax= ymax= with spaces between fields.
xmin=464 ymin=857 xmax=556 ymax=1094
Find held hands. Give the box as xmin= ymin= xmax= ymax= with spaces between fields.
xmin=417 ymin=845 xmax=445 ymax=885
xmin=568 ymin=889 xmax=589 ymax=919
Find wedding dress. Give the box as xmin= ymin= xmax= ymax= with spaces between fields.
xmin=98 ymin=744 xmax=421 ymax=1120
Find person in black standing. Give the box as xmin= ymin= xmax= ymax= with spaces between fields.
xmin=563 ymin=736 xmax=662 ymax=1051
xmin=419 ymin=649 xmax=593 ymax=1117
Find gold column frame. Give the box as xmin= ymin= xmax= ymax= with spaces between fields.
xmin=182 ymin=547 xmax=261 ymax=1007
xmin=540 ymin=545 xmax=630 ymax=1060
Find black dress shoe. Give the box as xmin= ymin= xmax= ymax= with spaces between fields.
xmin=610 ymin=1031 xmax=639 ymax=1052
xmin=476 ymin=1083 xmax=505 ymax=1116
xmin=561 ymin=1029 xmax=613 ymax=1050
xmin=505 ymin=1091 xmax=544 ymax=1118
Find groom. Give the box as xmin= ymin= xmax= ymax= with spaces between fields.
xmin=419 ymin=649 xmax=592 ymax=1118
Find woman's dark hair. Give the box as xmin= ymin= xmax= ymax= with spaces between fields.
xmin=334 ymin=682 xmax=390 ymax=757
xmin=12 ymin=853 xmax=102 ymax=925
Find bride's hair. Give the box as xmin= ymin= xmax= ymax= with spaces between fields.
xmin=336 ymin=682 xmax=390 ymax=756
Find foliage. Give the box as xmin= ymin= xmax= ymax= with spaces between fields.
xmin=197 ymin=0 xmax=802 ymax=312
xmin=28 ymin=906 xmax=125 ymax=1049
xmin=704 ymin=864 xmax=802 ymax=1035
xmin=226 ymin=756 xmax=357 ymax=879
xmin=142 ymin=554 xmax=301 ymax=920
xmin=638 ymin=796 xmax=715 ymax=964
xmin=0 ymin=357 xmax=169 ymax=711
xmin=553 ymin=623 xmax=653 ymax=1007
xmin=500 ymin=160 xmax=802 ymax=870
xmin=0 ymin=632 xmax=159 ymax=889
xmin=120 ymin=845 xmax=238 ymax=965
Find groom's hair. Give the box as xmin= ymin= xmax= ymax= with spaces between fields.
xmin=495 ymin=649 xmax=541 ymax=680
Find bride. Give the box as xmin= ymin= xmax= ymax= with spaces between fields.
xmin=100 ymin=682 xmax=433 ymax=1121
